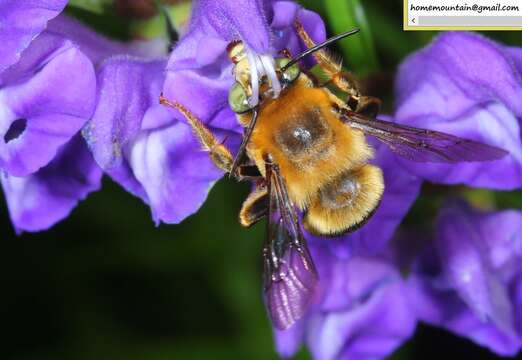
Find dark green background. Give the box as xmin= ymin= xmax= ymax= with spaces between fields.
xmin=2 ymin=1 xmax=522 ymax=359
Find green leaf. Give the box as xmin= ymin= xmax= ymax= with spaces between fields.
xmin=364 ymin=2 xmax=416 ymax=65
xmin=68 ymin=0 xmax=114 ymax=14
xmin=323 ymin=0 xmax=379 ymax=76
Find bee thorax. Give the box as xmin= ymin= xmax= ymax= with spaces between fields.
xmin=274 ymin=108 xmax=331 ymax=157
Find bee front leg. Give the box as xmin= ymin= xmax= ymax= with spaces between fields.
xmin=160 ymin=95 xmax=234 ymax=174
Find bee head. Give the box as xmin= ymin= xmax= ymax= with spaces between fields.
xmin=227 ymin=41 xmax=301 ymax=114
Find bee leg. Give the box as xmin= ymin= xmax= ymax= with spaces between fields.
xmin=236 ymin=164 xmax=263 ymax=181
xmin=160 ymin=95 xmax=234 ymax=174
xmin=294 ymin=20 xmax=360 ymax=99
xmin=239 ymin=185 xmax=268 ymax=227
xmin=229 ymin=107 xmax=260 ymax=179
xmin=356 ymin=96 xmax=381 ymax=118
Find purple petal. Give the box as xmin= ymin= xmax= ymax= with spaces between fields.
xmin=163 ymin=68 xmax=238 ymax=131
xmin=46 ymin=14 xmax=168 ymax=65
xmin=408 ymin=275 xmax=522 ymax=356
xmin=85 ymin=57 xmax=166 ymax=169
xmin=394 ymin=32 xmax=522 ymax=189
xmin=128 ymin=119 xmax=223 ymax=224
xmin=321 ymin=255 xmax=401 ymax=312
xmin=86 ymin=57 xmax=226 ymax=224
xmin=306 ymin=257 xmax=416 ymax=360
xmin=0 ymin=32 xmax=96 ymax=176
xmin=274 ymin=247 xmax=416 ymax=359
xmin=201 ymin=0 xmax=271 ymax=53
xmin=270 ymin=2 xmax=326 ymax=62
xmin=436 ymin=202 xmax=516 ymax=336
xmin=0 ymin=0 xmax=67 ymax=73
xmin=1 ymin=135 xmax=102 ymax=233
xmin=407 ymin=203 xmax=522 ymax=355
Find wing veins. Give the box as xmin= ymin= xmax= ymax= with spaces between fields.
xmin=339 ymin=109 xmax=508 ymax=163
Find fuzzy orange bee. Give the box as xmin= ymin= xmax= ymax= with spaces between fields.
xmin=160 ymin=22 xmax=507 ymax=330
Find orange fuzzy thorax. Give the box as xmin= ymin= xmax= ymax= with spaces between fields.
xmin=246 ymin=77 xmax=374 ymax=210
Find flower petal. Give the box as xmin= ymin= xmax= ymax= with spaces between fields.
xmin=46 ymin=14 xmax=168 ymax=65
xmin=394 ymin=32 xmax=522 ymax=189
xmin=164 ymin=0 xmax=326 ymax=134
xmin=408 ymin=275 xmax=522 ymax=356
xmin=0 ymin=33 xmax=96 ymax=176
xmin=1 ymin=135 xmax=102 ymax=233
xmin=129 ymin=119 xmax=224 ymax=224
xmin=407 ymin=203 xmax=522 ymax=355
xmin=306 ymin=257 xmax=416 ymax=360
xmin=436 ymin=202 xmax=516 ymax=336
xmin=0 ymin=0 xmax=67 ymax=73
xmin=85 ymin=57 xmax=166 ymax=169
xmin=86 ymin=56 xmax=227 ymax=224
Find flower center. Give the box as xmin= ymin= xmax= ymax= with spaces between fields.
xmin=245 ymin=49 xmax=281 ymax=107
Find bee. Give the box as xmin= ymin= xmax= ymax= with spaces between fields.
xmin=160 ymin=21 xmax=507 ymax=330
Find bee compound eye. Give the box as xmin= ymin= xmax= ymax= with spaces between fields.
xmin=228 ymin=82 xmax=253 ymax=114
xmin=276 ymin=58 xmax=300 ymax=83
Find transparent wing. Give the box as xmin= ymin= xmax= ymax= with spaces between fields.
xmin=340 ymin=110 xmax=508 ymax=163
xmin=263 ymin=162 xmax=318 ymax=330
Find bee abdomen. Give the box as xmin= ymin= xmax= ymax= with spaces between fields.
xmin=303 ymin=165 xmax=384 ymax=236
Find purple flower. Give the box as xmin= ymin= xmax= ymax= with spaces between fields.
xmin=395 ymin=32 xmax=522 ymax=190
xmin=1 ymin=135 xmax=101 ymax=232
xmin=407 ymin=201 xmax=522 ymax=356
xmin=46 ymin=14 xmax=169 ymax=65
xmin=84 ymin=56 xmax=227 ymax=224
xmin=0 ymin=24 xmax=101 ymax=232
xmin=0 ymin=0 xmax=67 ymax=73
xmin=0 ymin=2 xmax=169 ymax=232
xmin=275 ymin=244 xmax=417 ymax=359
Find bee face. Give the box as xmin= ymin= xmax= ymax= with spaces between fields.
xmin=226 ymin=41 xmax=301 ymax=112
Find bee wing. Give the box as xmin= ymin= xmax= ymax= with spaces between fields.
xmin=340 ymin=110 xmax=508 ymax=163
xmin=263 ymin=162 xmax=318 ymax=330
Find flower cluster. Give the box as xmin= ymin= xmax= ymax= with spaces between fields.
xmin=2 ymin=1 xmax=522 ymax=359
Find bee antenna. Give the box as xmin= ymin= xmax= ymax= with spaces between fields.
xmin=281 ymin=28 xmax=360 ymax=72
